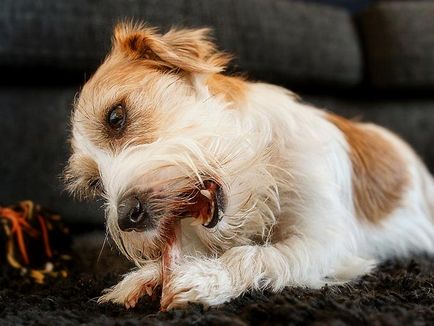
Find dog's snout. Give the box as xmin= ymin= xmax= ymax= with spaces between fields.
xmin=117 ymin=196 xmax=151 ymax=232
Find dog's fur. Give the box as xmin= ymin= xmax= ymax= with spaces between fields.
xmin=65 ymin=22 xmax=434 ymax=310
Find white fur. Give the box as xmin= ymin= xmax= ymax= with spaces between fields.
xmin=73 ymin=74 xmax=434 ymax=309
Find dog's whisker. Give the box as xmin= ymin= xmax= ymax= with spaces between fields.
xmin=96 ymin=233 xmax=109 ymax=265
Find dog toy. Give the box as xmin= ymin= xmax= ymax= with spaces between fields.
xmin=0 ymin=200 xmax=71 ymax=283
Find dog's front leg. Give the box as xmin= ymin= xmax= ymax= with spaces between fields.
xmin=160 ymin=254 xmax=233 ymax=310
xmin=98 ymin=260 xmax=162 ymax=308
xmin=161 ymin=235 xmax=374 ymax=309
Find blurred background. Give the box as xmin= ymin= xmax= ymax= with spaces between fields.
xmin=1 ymin=0 xmax=433 ymax=227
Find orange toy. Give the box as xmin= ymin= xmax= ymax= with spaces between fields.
xmin=0 ymin=201 xmax=71 ymax=283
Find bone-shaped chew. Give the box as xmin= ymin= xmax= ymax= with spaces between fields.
xmin=160 ymin=219 xmax=182 ymax=311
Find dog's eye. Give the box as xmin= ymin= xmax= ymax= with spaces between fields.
xmin=107 ymin=104 xmax=126 ymax=131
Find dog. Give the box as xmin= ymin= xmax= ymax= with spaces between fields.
xmin=64 ymin=22 xmax=434 ymax=310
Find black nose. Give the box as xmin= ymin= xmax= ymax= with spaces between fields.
xmin=117 ymin=196 xmax=150 ymax=232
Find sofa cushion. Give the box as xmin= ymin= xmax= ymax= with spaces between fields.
xmin=0 ymin=86 xmax=102 ymax=223
xmin=359 ymin=1 xmax=434 ymax=89
xmin=311 ymin=0 xmax=374 ymax=12
xmin=0 ymin=0 xmax=362 ymax=88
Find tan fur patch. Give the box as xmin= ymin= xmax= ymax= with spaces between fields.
xmin=206 ymin=74 xmax=247 ymax=107
xmin=74 ymin=58 xmax=160 ymax=152
xmin=327 ymin=114 xmax=409 ymax=223
xmin=112 ymin=22 xmax=232 ymax=74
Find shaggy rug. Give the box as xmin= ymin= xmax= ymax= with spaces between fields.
xmin=0 ymin=232 xmax=433 ymax=325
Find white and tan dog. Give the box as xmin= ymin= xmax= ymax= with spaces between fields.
xmin=65 ymin=22 xmax=434 ymax=310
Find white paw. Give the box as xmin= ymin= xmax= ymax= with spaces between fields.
xmin=98 ymin=266 xmax=160 ymax=309
xmin=160 ymin=259 xmax=234 ymax=310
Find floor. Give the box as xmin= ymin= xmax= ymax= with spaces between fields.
xmin=0 ymin=232 xmax=433 ymax=325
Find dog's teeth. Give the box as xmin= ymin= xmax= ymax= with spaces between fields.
xmin=204 ymin=209 xmax=214 ymax=226
xmin=200 ymin=190 xmax=212 ymax=200
xmin=145 ymin=286 xmax=153 ymax=296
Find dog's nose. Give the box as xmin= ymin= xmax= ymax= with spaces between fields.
xmin=117 ymin=196 xmax=150 ymax=232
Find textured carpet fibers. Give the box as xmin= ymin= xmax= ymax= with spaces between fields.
xmin=0 ymin=232 xmax=433 ymax=325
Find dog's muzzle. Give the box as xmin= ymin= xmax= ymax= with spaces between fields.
xmin=117 ymin=196 xmax=153 ymax=232
xmin=116 ymin=180 xmax=225 ymax=232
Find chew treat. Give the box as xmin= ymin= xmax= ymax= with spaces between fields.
xmin=159 ymin=180 xmax=223 ymax=309
xmin=160 ymin=219 xmax=182 ymax=311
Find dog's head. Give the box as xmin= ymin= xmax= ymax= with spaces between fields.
xmin=65 ymin=23 xmax=279 ymax=264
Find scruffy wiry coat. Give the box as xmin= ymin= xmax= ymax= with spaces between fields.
xmin=65 ymin=23 xmax=434 ymax=310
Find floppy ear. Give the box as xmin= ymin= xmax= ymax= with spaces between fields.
xmin=112 ymin=22 xmax=231 ymax=73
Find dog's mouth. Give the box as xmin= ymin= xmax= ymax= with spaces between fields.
xmin=180 ymin=180 xmax=224 ymax=228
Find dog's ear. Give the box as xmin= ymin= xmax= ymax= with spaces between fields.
xmin=112 ymin=22 xmax=231 ymax=73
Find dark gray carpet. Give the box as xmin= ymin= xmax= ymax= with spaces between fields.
xmin=0 ymin=232 xmax=433 ymax=325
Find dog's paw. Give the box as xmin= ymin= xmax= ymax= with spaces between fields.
xmin=98 ymin=266 xmax=160 ymax=309
xmin=160 ymin=259 xmax=234 ymax=310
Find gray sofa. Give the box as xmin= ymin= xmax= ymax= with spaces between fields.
xmin=1 ymin=0 xmax=433 ymax=224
